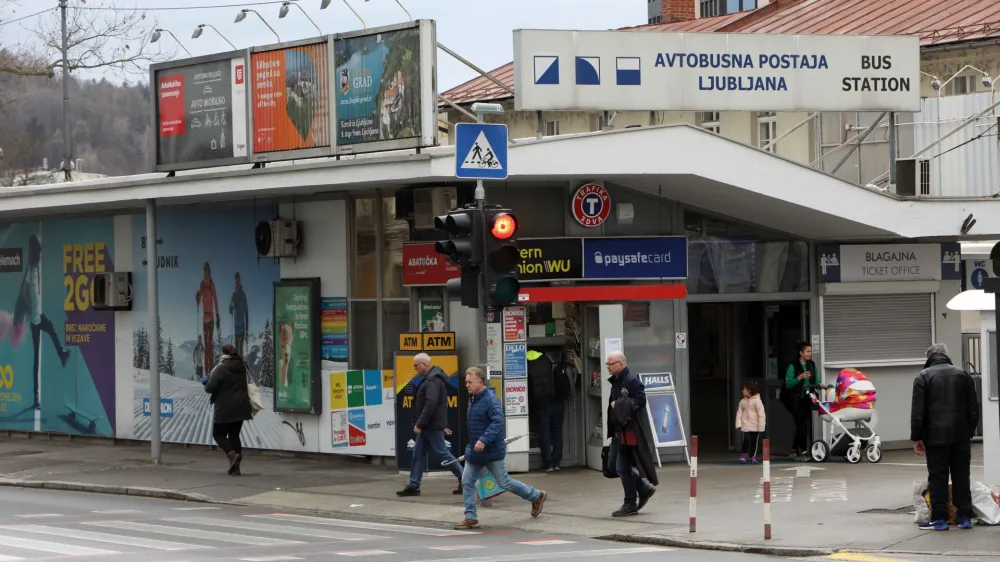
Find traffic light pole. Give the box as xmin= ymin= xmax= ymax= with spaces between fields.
xmin=474 ymin=110 xmax=488 ymax=365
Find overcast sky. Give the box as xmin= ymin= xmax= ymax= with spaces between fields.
xmin=3 ymin=0 xmax=645 ymax=90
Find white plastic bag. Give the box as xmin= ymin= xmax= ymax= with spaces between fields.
xmin=246 ymin=367 xmax=265 ymax=417
xmin=971 ymin=482 xmax=1000 ymax=525
xmin=913 ymin=480 xmax=931 ymax=524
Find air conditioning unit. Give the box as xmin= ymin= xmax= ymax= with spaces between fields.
xmin=255 ymin=220 xmax=300 ymax=258
xmin=413 ymin=188 xmax=457 ymax=229
xmin=895 ymin=158 xmax=931 ymax=196
xmin=92 ymin=272 xmax=132 ymax=311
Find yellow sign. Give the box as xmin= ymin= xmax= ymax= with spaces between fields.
xmin=329 ymin=372 xmax=347 ymax=410
xmin=382 ymin=370 xmax=394 ymax=389
xmin=399 ymin=333 xmax=422 ymax=351
xmin=422 ymin=332 xmax=455 ymax=351
xmin=394 ymin=353 xmax=460 ymax=394
xmin=0 ymin=365 xmax=13 ymax=390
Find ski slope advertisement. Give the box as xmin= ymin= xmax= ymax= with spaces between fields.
xmin=0 ymin=218 xmax=116 ymax=436
xmin=131 ymin=206 xmax=285 ymax=448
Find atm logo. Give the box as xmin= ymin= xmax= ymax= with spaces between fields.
xmin=400 ymin=333 xmax=421 ymax=350
xmin=422 ymin=332 xmax=455 ymax=351
xmin=0 ymin=365 xmax=12 ymax=390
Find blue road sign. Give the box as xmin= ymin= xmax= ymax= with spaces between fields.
xmin=455 ymin=123 xmax=508 ymax=180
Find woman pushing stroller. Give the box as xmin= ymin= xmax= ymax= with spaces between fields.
xmin=783 ymin=341 xmax=820 ymax=462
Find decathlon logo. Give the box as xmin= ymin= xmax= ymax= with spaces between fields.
xmin=0 ymin=365 xmax=12 ymax=390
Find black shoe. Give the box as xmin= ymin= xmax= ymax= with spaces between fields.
xmin=612 ymin=504 xmax=639 ymax=517
xmin=637 ymin=487 xmax=656 ymax=511
xmin=396 ymin=485 xmax=421 ymax=497
xmin=453 ymin=483 xmax=463 ymax=495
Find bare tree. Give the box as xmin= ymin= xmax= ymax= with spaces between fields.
xmin=0 ymin=112 xmax=48 ymax=186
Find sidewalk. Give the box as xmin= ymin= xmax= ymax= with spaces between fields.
xmin=0 ymin=434 xmax=997 ymax=557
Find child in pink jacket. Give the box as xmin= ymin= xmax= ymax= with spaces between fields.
xmin=735 ymin=380 xmax=766 ymax=464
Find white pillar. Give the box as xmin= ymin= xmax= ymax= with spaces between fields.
xmin=980 ymin=311 xmax=1000 ymax=487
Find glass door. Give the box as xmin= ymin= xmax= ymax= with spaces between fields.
xmin=762 ymin=301 xmax=808 ymax=456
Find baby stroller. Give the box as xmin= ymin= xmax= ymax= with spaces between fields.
xmin=807 ymin=368 xmax=882 ymax=464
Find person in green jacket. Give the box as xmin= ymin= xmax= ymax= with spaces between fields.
xmin=784 ymin=341 xmax=819 ymax=461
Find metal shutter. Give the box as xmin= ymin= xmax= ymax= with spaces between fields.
xmin=823 ymin=294 xmax=932 ymax=363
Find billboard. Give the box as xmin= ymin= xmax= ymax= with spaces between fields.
xmin=333 ymin=20 xmax=438 ymax=154
xmin=513 ymin=30 xmax=921 ymax=112
xmin=251 ymin=39 xmax=332 ymax=160
xmin=151 ymin=51 xmax=250 ymax=172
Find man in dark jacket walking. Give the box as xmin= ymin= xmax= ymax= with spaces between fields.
xmin=911 ymin=343 xmax=979 ymax=531
xmin=606 ymin=351 xmax=658 ymax=517
xmin=454 ymin=367 xmax=546 ymax=529
xmin=398 ymin=353 xmax=463 ymax=496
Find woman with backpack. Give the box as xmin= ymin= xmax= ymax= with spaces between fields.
xmin=783 ymin=341 xmax=820 ymax=462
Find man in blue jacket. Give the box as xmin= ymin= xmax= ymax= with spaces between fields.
xmin=454 ymin=367 xmax=547 ymax=529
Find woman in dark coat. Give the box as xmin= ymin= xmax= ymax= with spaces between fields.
xmin=204 ymin=344 xmax=253 ymax=474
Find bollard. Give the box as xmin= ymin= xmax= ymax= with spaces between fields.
xmin=689 ymin=435 xmax=698 ymax=533
xmin=763 ymin=438 xmax=771 ymax=540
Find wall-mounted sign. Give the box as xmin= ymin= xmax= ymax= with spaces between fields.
xmin=150 ymin=51 xmax=249 ymax=172
xmin=329 ymin=370 xmax=394 ymax=455
xmin=582 ymin=236 xmax=688 ymax=280
xmin=503 ymin=379 xmax=528 ymax=416
xmin=517 ymin=237 xmax=583 ymax=281
xmin=965 ymin=259 xmax=991 ymax=291
xmin=503 ymin=307 xmax=526 ymax=342
xmin=402 ymin=242 xmax=460 ymax=286
xmin=818 ymin=243 xmax=961 ymax=283
xmin=513 ymin=30 xmax=920 ymax=112
xmin=571 ymin=183 xmax=611 ymax=227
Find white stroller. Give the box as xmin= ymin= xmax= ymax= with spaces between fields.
xmin=807 ymin=368 xmax=882 ymax=464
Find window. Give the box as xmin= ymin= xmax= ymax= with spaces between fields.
xmin=350 ymin=301 xmax=378 ymax=369
xmin=647 ymin=15 xmax=662 ymax=24
xmin=700 ymin=0 xmax=718 ymax=17
xmin=381 ymin=301 xmax=411 ymax=368
xmin=544 ymin=120 xmax=560 ymax=137
xmin=823 ymin=294 xmax=932 ymax=364
xmin=757 ymin=111 xmax=776 ymax=153
xmin=353 ymin=198 xmax=377 ymax=299
xmin=382 ymin=197 xmax=410 ymax=299
xmin=948 ymin=75 xmax=979 ymax=96
xmin=700 ymin=111 xmax=720 ymax=134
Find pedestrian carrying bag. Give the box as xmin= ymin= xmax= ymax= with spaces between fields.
xmin=245 ymin=367 xmax=265 ymax=417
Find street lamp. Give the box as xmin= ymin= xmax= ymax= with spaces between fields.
xmin=279 ymin=2 xmax=322 ymax=34
xmin=235 ymin=9 xmax=281 ymax=42
xmin=921 ymin=71 xmax=941 ymax=91
xmin=320 ymin=0 xmax=366 ymax=29
xmin=150 ymin=28 xmax=192 ymax=57
xmin=192 ymin=24 xmax=236 ymax=50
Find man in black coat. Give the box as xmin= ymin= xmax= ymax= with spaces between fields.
xmin=398 ymin=353 xmax=463 ymax=497
xmin=606 ymin=351 xmax=658 ymax=517
xmin=911 ymin=343 xmax=979 ymax=531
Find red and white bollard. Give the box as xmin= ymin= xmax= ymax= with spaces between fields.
xmin=689 ymin=435 xmax=698 ymax=533
xmin=763 ymin=438 xmax=772 ymax=540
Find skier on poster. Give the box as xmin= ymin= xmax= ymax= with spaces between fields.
xmin=195 ymin=262 xmax=220 ymax=372
xmin=229 ymin=273 xmax=249 ymax=358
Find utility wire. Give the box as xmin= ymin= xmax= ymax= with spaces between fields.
xmin=933 ymin=122 xmax=998 ymax=158
xmin=0 ymin=7 xmax=57 ymax=28
xmin=72 ymin=0 xmax=291 ymax=12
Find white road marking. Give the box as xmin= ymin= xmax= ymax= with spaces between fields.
xmin=0 ymin=555 xmax=23 ymax=561
xmin=13 ymin=514 xmax=62 ymax=519
xmin=91 ymin=509 xmax=140 ymax=514
xmin=172 ymin=506 xmax=222 ymax=511
xmin=167 ymin=516 xmax=383 ymax=541
xmin=5 ymin=524 xmax=196 ymax=550
xmin=810 ymin=479 xmax=848 ymax=502
xmin=84 ymin=520 xmax=302 ymax=546
xmin=755 ymin=476 xmax=794 ymax=503
xmin=0 ymin=533 xmax=119 ymax=555
xmin=335 ymin=551 xmax=395 ymax=557
xmin=516 ymin=539 xmax=576 ymax=545
xmin=246 ymin=513 xmax=477 ymax=536
xmin=426 ymin=545 xmax=486 ymax=551
xmin=239 ymin=557 xmax=304 ymax=561
xmin=423 ymin=547 xmax=672 ymax=562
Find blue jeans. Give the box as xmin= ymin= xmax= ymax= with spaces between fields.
xmin=537 ymin=401 xmax=565 ymax=469
xmin=462 ymin=458 xmax=540 ymax=521
xmin=609 ymin=438 xmax=654 ymax=506
xmin=408 ymin=429 xmax=462 ymax=487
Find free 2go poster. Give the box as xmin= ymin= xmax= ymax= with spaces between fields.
xmin=0 ymin=218 xmax=116 ymax=436
xmin=273 ymin=278 xmax=321 ymax=414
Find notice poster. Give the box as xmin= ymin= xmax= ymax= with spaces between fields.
xmin=503 ymin=379 xmax=527 ymax=416
xmin=502 ymin=307 xmax=526 ymax=342
xmin=419 ymin=301 xmax=444 ymax=332
xmin=153 ymin=55 xmax=248 ymax=169
xmin=251 ymin=42 xmax=331 ymax=154
xmin=321 ymin=297 xmax=348 ymax=364
xmin=334 ymin=25 xmax=422 ymax=147
xmin=273 ymin=278 xmax=321 ymax=414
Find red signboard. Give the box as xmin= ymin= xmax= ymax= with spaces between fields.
xmin=158 ymin=73 xmax=185 ymax=137
xmin=402 ymin=243 xmax=460 ymax=286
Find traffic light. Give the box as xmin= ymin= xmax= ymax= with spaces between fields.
xmin=434 ymin=207 xmax=483 ymax=308
xmin=483 ymin=207 xmax=520 ymax=307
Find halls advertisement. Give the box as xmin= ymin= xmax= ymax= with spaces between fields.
xmin=0 ymin=219 xmax=116 ymax=436
xmin=251 ymin=42 xmax=331 ymax=154
xmin=131 ymin=206 xmax=285 ymax=448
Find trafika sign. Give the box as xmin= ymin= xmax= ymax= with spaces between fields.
xmin=572 ymin=183 xmax=611 ymax=228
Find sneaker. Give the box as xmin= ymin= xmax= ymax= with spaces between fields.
xmin=531 ymin=491 xmax=547 ymax=518
xmin=637 ymin=487 xmax=656 ymax=511
xmin=396 ymin=485 xmax=420 ymax=497
xmin=739 ymin=454 xmax=748 ymax=465
xmin=751 ymin=457 xmax=759 ymax=465
xmin=918 ymin=519 xmax=949 ymax=531
xmin=453 ymin=518 xmax=480 ymax=530
xmin=612 ymin=504 xmax=639 ymax=517
xmin=553 ymin=466 xmax=561 ymax=471
xmin=958 ymin=516 xmax=974 ymax=529
xmin=542 ymin=467 xmax=555 ymax=473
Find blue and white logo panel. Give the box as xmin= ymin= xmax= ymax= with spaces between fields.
xmin=582 ymin=236 xmax=687 ymax=280
xmin=616 ymin=57 xmax=641 ymax=86
xmin=533 ymin=55 xmax=559 ymax=85
xmin=575 ymin=56 xmax=600 ymax=85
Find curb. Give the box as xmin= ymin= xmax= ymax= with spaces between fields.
xmin=599 ymin=533 xmax=834 ymax=558
xmin=0 ymin=479 xmax=218 ymax=504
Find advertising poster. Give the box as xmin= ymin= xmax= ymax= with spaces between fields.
xmin=401 ymin=242 xmax=460 ymax=286
xmin=328 ymin=369 xmax=394 ymax=455
xmin=131 ymin=206 xmax=287 ymax=448
xmin=393 ymin=352 xmax=460 ymax=470
xmin=274 ymin=278 xmax=321 ymax=414
xmin=321 ymin=297 xmax=348 ymax=365
xmin=503 ymin=379 xmax=527 ymax=416
xmin=153 ymin=54 xmax=248 ymax=170
xmin=503 ymin=342 xmax=527 ymax=379
xmin=646 ymin=392 xmax=686 ymax=448
xmin=251 ymin=42 xmax=331 ymax=154
xmin=582 ymin=236 xmax=688 ymax=280
xmin=502 ymin=307 xmax=525 ymax=342
xmin=334 ymin=25 xmax=422 ymax=147
xmin=0 ymin=218 xmax=115 ymax=436
xmin=419 ymin=301 xmax=444 ymax=332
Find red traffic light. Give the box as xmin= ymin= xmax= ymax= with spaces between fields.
xmin=490 ymin=213 xmax=518 ymax=240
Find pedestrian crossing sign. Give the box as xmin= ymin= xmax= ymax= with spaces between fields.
xmin=455 ymin=123 xmax=508 ymax=180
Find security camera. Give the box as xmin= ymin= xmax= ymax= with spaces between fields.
xmin=931 ymin=79 xmax=941 ymax=90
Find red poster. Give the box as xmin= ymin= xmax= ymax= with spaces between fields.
xmin=402 ymin=243 xmax=460 ymax=286
xmin=158 ymin=73 xmax=185 ymax=137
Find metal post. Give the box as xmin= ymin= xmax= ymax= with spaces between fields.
xmin=888 ymin=112 xmax=897 ymax=185
xmin=474 ymin=109 xmax=487 ymax=362
xmin=146 ymin=199 xmax=162 ymax=464
xmin=60 ymin=0 xmax=71 ymax=181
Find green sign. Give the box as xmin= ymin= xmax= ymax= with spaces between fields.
xmin=273 ymin=278 xmax=322 ymax=414
xmin=420 ymin=301 xmax=445 ymax=332
xmin=347 ymin=370 xmax=365 ymax=408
